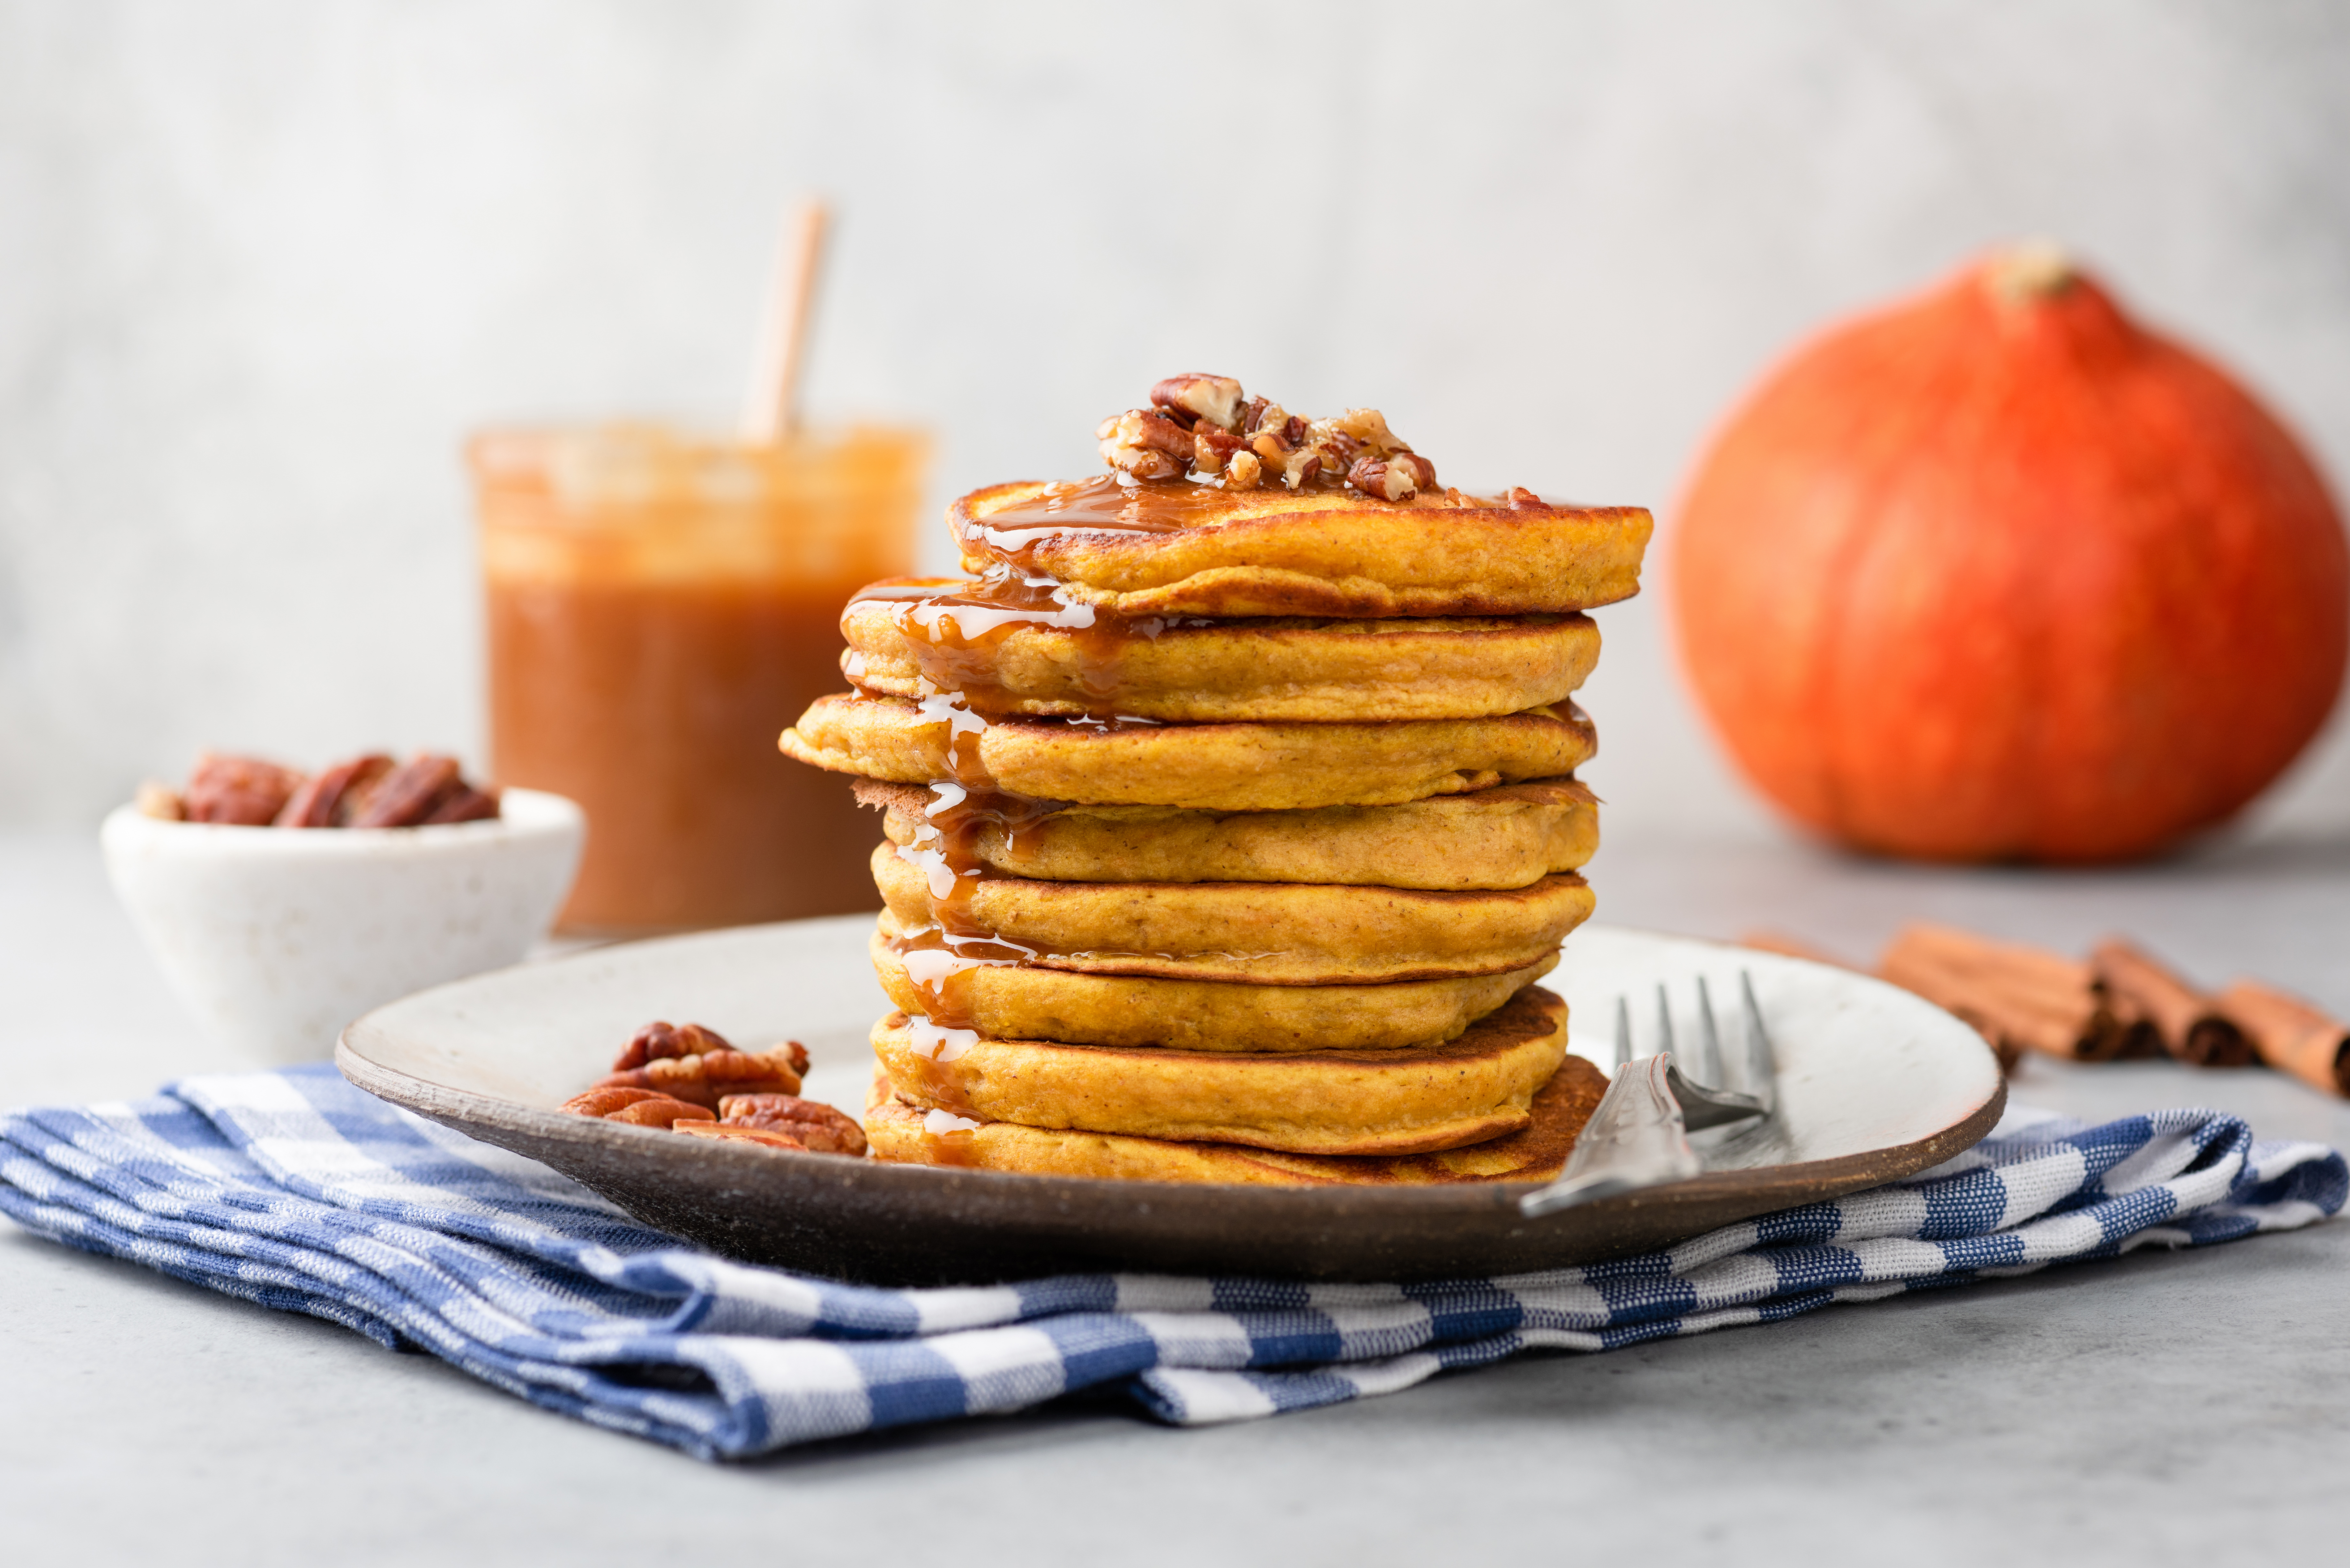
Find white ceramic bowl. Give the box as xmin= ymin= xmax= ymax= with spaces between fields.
xmin=101 ymin=788 xmax=585 ymax=1066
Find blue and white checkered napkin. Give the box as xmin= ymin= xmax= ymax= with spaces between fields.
xmin=1 ymin=1065 xmax=2340 ymax=1460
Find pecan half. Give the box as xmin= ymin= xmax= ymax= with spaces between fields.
xmin=1151 ymin=375 xmax=1245 ymax=433
xmin=183 ymin=753 xmax=304 ymax=826
xmin=613 ymin=1022 xmax=808 ymax=1076
xmin=718 ymin=1092 xmax=870 ymax=1156
xmin=424 ymin=784 xmax=500 ymax=824
xmin=348 ymin=754 xmax=462 ymax=827
xmin=596 ymin=1044 xmax=806 ymax=1108
xmin=276 ymin=754 xmax=393 ymax=828
xmin=1098 ymin=410 xmax=1192 ymax=480
xmin=672 ymin=1122 xmax=808 ymax=1152
xmin=560 ymin=1085 xmax=716 ymax=1127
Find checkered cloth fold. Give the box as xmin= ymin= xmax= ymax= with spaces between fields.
xmin=1 ymin=1065 xmax=2339 ymax=1459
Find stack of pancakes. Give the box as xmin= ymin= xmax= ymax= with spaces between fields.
xmin=781 ymin=378 xmax=1653 ymax=1186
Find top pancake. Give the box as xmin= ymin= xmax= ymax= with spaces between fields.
xmin=951 ymin=478 xmax=1654 ymax=619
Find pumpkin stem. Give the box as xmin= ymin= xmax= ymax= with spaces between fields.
xmin=1986 ymin=239 xmax=2077 ymax=303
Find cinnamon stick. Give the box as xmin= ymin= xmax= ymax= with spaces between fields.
xmin=1878 ymin=923 xmax=2149 ymax=1064
xmin=2091 ymin=937 xmax=2255 ymax=1067
xmin=2218 ymin=980 xmax=2350 ymax=1098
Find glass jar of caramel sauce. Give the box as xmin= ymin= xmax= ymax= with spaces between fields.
xmin=470 ymin=424 xmax=925 ymax=933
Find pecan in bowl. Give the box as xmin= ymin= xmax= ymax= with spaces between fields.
xmin=142 ymin=750 xmax=502 ymax=828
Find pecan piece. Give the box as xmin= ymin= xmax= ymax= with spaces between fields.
xmin=1223 ymin=449 xmax=1264 ymax=490
xmin=673 ymin=1122 xmax=808 ymax=1152
xmin=1281 ymin=447 xmax=1323 ymax=491
xmin=597 ymin=1044 xmax=806 ymax=1108
xmin=613 ymin=1022 xmax=808 ymax=1075
xmin=1348 ymin=451 xmax=1436 ymax=501
xmin=348 ymin=754 xmax=463 ymax=827
xmin=135 ymin=781 xmax=185 ymax=821
xmin=275 ymin=753 xmax=393 ymax=828
xmin=718 ymin=1092 xmax=870 ymax=1156
xmin=1329 ymin=407 xmax=1408 ymax=456
xmin=560 ymin=1086 xmax=716 ymax=1127
xmin=1151 ymin=375 xmax=1245 ymax=434
xmin=1097 ymin=410 xmax=1192 ymax=480
xmin=183 ymin=753 xmax=304 ymax=826
xmin=1192 ymin=425 xmax=1241 ymax=474
xmin=422 ymin=784 xmax=501 ymax=824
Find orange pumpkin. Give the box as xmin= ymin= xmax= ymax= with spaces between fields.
xmin=1672 ymin=245 xmax=2349 ymax=863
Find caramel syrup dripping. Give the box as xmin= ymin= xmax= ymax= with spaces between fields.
xmin=849 ymin=567 xmax=1197 ymax=724
xmin=883 ymin=782 xmax=1057 ymax=1032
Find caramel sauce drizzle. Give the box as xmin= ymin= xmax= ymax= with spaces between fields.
xmin=850 ymin=567 xmax=1199 ymax=725
xmin=884 ymin=781 xmax=1053 ymax=1032
xmin=966 ymin=473 xmax=1517 ymax=571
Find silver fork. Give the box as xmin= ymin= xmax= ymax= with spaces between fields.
xmin=1519 ymin=971 xmax=1778 ymax=1217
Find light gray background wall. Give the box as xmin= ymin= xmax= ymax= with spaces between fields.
xmin=5 ymin=0 xmax=2348 ymax=848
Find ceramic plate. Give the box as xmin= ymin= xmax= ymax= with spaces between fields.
xmin=338 ymin=917 xmax=2004 ymax=1285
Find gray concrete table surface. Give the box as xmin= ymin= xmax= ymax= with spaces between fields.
xmin=2 ymin=826 xmax=2345 ymax=1567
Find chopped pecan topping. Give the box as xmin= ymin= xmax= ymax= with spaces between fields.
xmin=718 ymin=1092 xmax=870 ymax=1156
xmin=1099 ymin=380 xmax=1448 ymax=499
xmin=1151 ymin=375 xmax=1244 ymax=433
xmin=1192 ymin=425 xmax=1241 ymax=474
xmin=560 ymin=1085 xmax=716 ymax=1127
xmin=1348 ymin=452 xmax=1438 ymax=502
xmin=1097 ymin=410 xmax=1192 ymax=480
xmin=183 ymin=753 xmax=304 ymax=826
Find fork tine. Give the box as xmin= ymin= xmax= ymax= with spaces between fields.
xmin=1740 ymin=970 xmax=1778 ymax=1112
xmin=1612 ymin=994 xmax=1632 ymax=1073
xmin=1654 ymin=984 xmax=1675 ymax=1060
xmin=1693 ymin=976 xmax=1724 ymax=1088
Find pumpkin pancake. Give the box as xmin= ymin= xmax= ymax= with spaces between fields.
xmin=870 ymin=986 xmax=1567 ymax=1155
xmin=870 ymin=921 xmax=1556 ymax=1052
xmin=841 ymin=584 xmax=1601 ymax=721
xmin=870 ymin=844 xmax=1592 ymax=984
xmin=857 ymin=777 xmax=1600 ymax=891
xmin=782 ymin=694 xmax=1597 ymax=811
xmin=949 ymin=478 xmax=1653 ymax=620
xmin=863 ymin=1048 xmax=1609 ymax=1185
